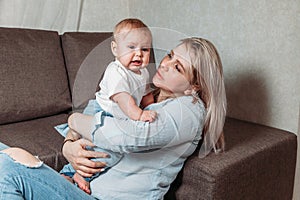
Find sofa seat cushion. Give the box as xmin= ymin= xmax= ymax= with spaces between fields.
xmin=168 ymin=117 xmax=297 ymax=200
xmin=0 ymin=114 xmax=68 ymax=171
xmin=0 ymin=28 xmax=71 ymax=125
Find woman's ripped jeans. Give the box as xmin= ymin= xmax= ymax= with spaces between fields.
xmin=0 ymin=148 xmax=96 ymax=200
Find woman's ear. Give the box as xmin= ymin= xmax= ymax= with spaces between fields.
xmin=184 ymin=88 xmax=193 ymax=95
xmin=111 ymin=41 xmax=118 ymax=57
xmin=184 ymin=85 xmax=199 ymax=96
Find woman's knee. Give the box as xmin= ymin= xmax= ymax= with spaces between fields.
xmin=1 ymin=147 xmax=43 ymax=168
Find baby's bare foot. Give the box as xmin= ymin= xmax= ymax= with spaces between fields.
xmin=73 ymin=173 xmax=91 ymax=194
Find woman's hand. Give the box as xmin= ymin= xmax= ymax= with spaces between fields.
xmin=62 ymin=138 xmax=108 ymax=177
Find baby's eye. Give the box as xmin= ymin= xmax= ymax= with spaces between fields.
xmin=128 ymin=45 xmax=135 ymax=49
xmin=142 ymin=48 xmax=150 ymax=52
xmin=167 ymin=53 xmax=172 ymax=58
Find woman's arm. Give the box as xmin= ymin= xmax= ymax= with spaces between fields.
xmin=140 ymin=92 xmax=154 ymax=108
xmin=62 ymin=130 xmax=108 ymax=177
xmin=93 ymin=96 xmax=205 ymax=153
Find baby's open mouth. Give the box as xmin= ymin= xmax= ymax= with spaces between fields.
xmin=131 ymin=60 xmax=142 ymax=65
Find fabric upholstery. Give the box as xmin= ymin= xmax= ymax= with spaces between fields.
xmin=0 ymin=28 xmax=71 ymax=125
xmin=166 ymin=117 xmax=297 ymax=200
xmin=61 ymin=32 xmax=114 ymax=111
xmin=0 ymin=114 xmax=69 ymax=171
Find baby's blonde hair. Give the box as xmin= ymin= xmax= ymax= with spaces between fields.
xmin=181 ymin=37 xmax=227 ymax=157
xmin=113 ymin=18 xmax=152 ymax=41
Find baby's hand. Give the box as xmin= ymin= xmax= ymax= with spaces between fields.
xmin=139 ymin=110 xmax=157 ymax=122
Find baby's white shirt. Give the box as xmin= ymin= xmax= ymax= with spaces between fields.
xmin=95 ymin=60 xmax=150 ymax=119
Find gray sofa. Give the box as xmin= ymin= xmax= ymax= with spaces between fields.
xmin=0 ymin=27 xmax=297 ymax=200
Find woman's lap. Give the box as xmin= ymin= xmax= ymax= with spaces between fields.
xmin=0 ymin=152 xmax=95 ymax=200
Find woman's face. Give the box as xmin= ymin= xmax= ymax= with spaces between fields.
xmin=153 ymin=44 xmax=192 ymax=95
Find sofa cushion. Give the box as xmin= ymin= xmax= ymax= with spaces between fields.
xmin=61 ymin=32 xmax=114 ymax=111
xmin=0 ymin=114 xmax=68 ymax=171
xmin=61 ymin=32 xmax=157 ymax=111
xmin=0 ymin=28 xmax=71 ymax=125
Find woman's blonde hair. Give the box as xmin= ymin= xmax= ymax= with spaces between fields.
xmin=181 ymin=37 xmax=227 ymax=157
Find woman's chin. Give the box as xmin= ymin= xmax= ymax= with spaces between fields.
xmin=152 ymin=82 xmax=170 ymax=93
xmin=152 ymin=78 xmax=161 ymax=88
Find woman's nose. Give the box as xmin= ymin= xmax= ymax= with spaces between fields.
xmin=161 ymin=59 xmax=176 ymax=71
xmin=160 ymin=64 xmax=169 ymax=71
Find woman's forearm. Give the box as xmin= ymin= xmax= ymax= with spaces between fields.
xmin=62 ymin=130 xmax=79 ymax=160
xmin=93 ymin=98 xmax=204 ymax=153
xmin=62 ymin=135 xmax=108 ymax=177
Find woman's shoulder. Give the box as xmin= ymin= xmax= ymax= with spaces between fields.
xmin=146 ymin=95 xmax=205 ymax=113
xmin=175 ymin=96 xmax=206 ymax=114
xmin=170 ymin=95 xmax=205 ymax=107
xmin=144 ymin=98 xmax=172 ymax=110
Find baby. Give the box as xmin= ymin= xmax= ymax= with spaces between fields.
xmin=58 ymin=18 xmax=156 ymax=194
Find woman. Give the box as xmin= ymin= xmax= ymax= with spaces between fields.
xmin=0 ymin=37 xmax=226 ymax=200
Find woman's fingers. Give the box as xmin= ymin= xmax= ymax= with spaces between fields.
xmin=77 ymin=138 xmax=95 ymax=148
xmin=70 ymin=138 xmax=108 ymax=176
xmin=63 ymin=138 xmax=109 ymax=176
xmin=80 ymin=147 xmax=110 ymax=159
xmin=77 ymin=139 xmax=109 ymax=160
xmin=74 ymin=155 xmax=107 ymax=177
xmin=75 ymin=160 xmax=106 ymax=177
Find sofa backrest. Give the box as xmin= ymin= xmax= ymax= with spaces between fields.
xmin=61 ymin=32 xmax=113 ymax=111
xmin=61 ymin=32 xmax=156 ymax=112
xmin=0 ymin=28 xmax=72 ymax=125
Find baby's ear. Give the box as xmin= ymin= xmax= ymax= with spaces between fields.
xmin=111 ymin=41 xmax=118 ymax=56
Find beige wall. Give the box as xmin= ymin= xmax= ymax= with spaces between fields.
xmin=127 ymin=0 xmax=300 ymax=134
xmin=78 ymin=0 xmax=300 ymax=133
xmin=1 ymin=1 xmax=298 ymax=133
xmin=78 ymin=0 xmax=129 ymax=32
xmin=0 ymin=0 xmax=82 ymax=33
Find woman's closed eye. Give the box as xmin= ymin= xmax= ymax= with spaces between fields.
xmin=166 ymin=52 xmax=183 ymax=73
xmin=175 ymin=64 xmax=181 ymax=72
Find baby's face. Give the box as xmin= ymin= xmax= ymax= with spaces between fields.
xmin=112 ymin=28 xmax=152 ymax=74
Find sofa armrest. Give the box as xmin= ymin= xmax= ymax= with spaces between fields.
xmin=166 ymin=117 xmax=297 ymax=200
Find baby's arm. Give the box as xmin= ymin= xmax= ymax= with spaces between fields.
xmin=111 ymin=92 xmax=156 ymax=122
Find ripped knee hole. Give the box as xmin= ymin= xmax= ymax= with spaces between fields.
xmin=2 ymin=147 xmax=43 ymax=168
